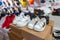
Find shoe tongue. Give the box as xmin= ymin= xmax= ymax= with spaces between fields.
xmin=41 ymin=18 xmax=46 ymax=23
xmin=35 ymin=18 xmax=38 ymax=21
xmin=21 ymin=16 xmax=29 ymax=22
xmin=24 ymin=15 xmax=30 ymax=19
xmin=35 ymin=17 xmax=40 ymax=21
xmin=19 ymin=12 xmax=25 ymax=17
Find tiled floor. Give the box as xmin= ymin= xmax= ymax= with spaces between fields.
xmin=49 ymin=14 xmax=60 ymax=40
xmin=49 ymin=15 xmax=60 ymax=31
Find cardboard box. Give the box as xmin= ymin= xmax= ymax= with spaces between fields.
xmin=8 ymin=30 xmax=23 ymax=40
xmin=9 ymin=20 xmax=54 ymax=40
xmin=23 ymin=34 xmax=52 ymax=40
xmin=45 ymin=34 xmax=52 ymax=40
xmin=10 ymin=25 xmax=22 ymax=36
xmin=21 ymin=25 xmax=52 ymax=40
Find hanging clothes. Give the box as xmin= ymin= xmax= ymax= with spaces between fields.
xmin=2 ymin=14 xmax=15 ymax=29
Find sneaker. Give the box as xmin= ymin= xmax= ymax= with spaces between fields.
xmin=17 ymin=15 xmax=31 ymax=27
xmin=13 ymin=12 xmax=25 ymax=24
xmin=40 ymin=7 xmax=51 ymax=16
xmin=28 ymin=17 xmax=40 ymax=29
xmin=13 ymin=16 xmax=19 ymax=24
xmin=34 ymin=18 xmax=46 ymax=31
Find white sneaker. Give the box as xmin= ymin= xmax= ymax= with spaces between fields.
xmin=28 ymin=17 xmax=40 ymax=29
xmin=13 ymin=16 xmax=18 ymax=24
xmin=34 ymin=18 xmax=46 ymax=31
xmin=13 ymin=12 xmax=25 ymax=24
xmin=16 ymin=15 xmax=31 ymax=27
xmin=40 ymin=7 xmax=51 ymax=16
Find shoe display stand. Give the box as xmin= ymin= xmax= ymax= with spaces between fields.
xmin=8 ymin=20 xmax=54 ymax=40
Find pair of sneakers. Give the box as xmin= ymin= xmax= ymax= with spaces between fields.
xmin=28 ymin=17 xmax=46 ymax=31
xmin=13 ymin=12 xmax=31 ymax=27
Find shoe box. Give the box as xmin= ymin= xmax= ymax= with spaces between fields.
xmin=9 ymin=20 xmax=54 ymax=40
xmin=21 ymin=25 xmax=52 ymax=40
xmin=48 ymin=20 xmax=54 ymax=27
xmin=45 ymin=34 xmax=52 ymax=40
xmin=8 ymin=30 xmax=23 ymax=40
xmin=9 ymin=24 xmax=23 ymax=37
xmin=23 ymin=35 xmax=53 ymax=40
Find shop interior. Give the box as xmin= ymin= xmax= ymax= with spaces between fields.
xmin=0 ymin=0 xmax=60 ymax=40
